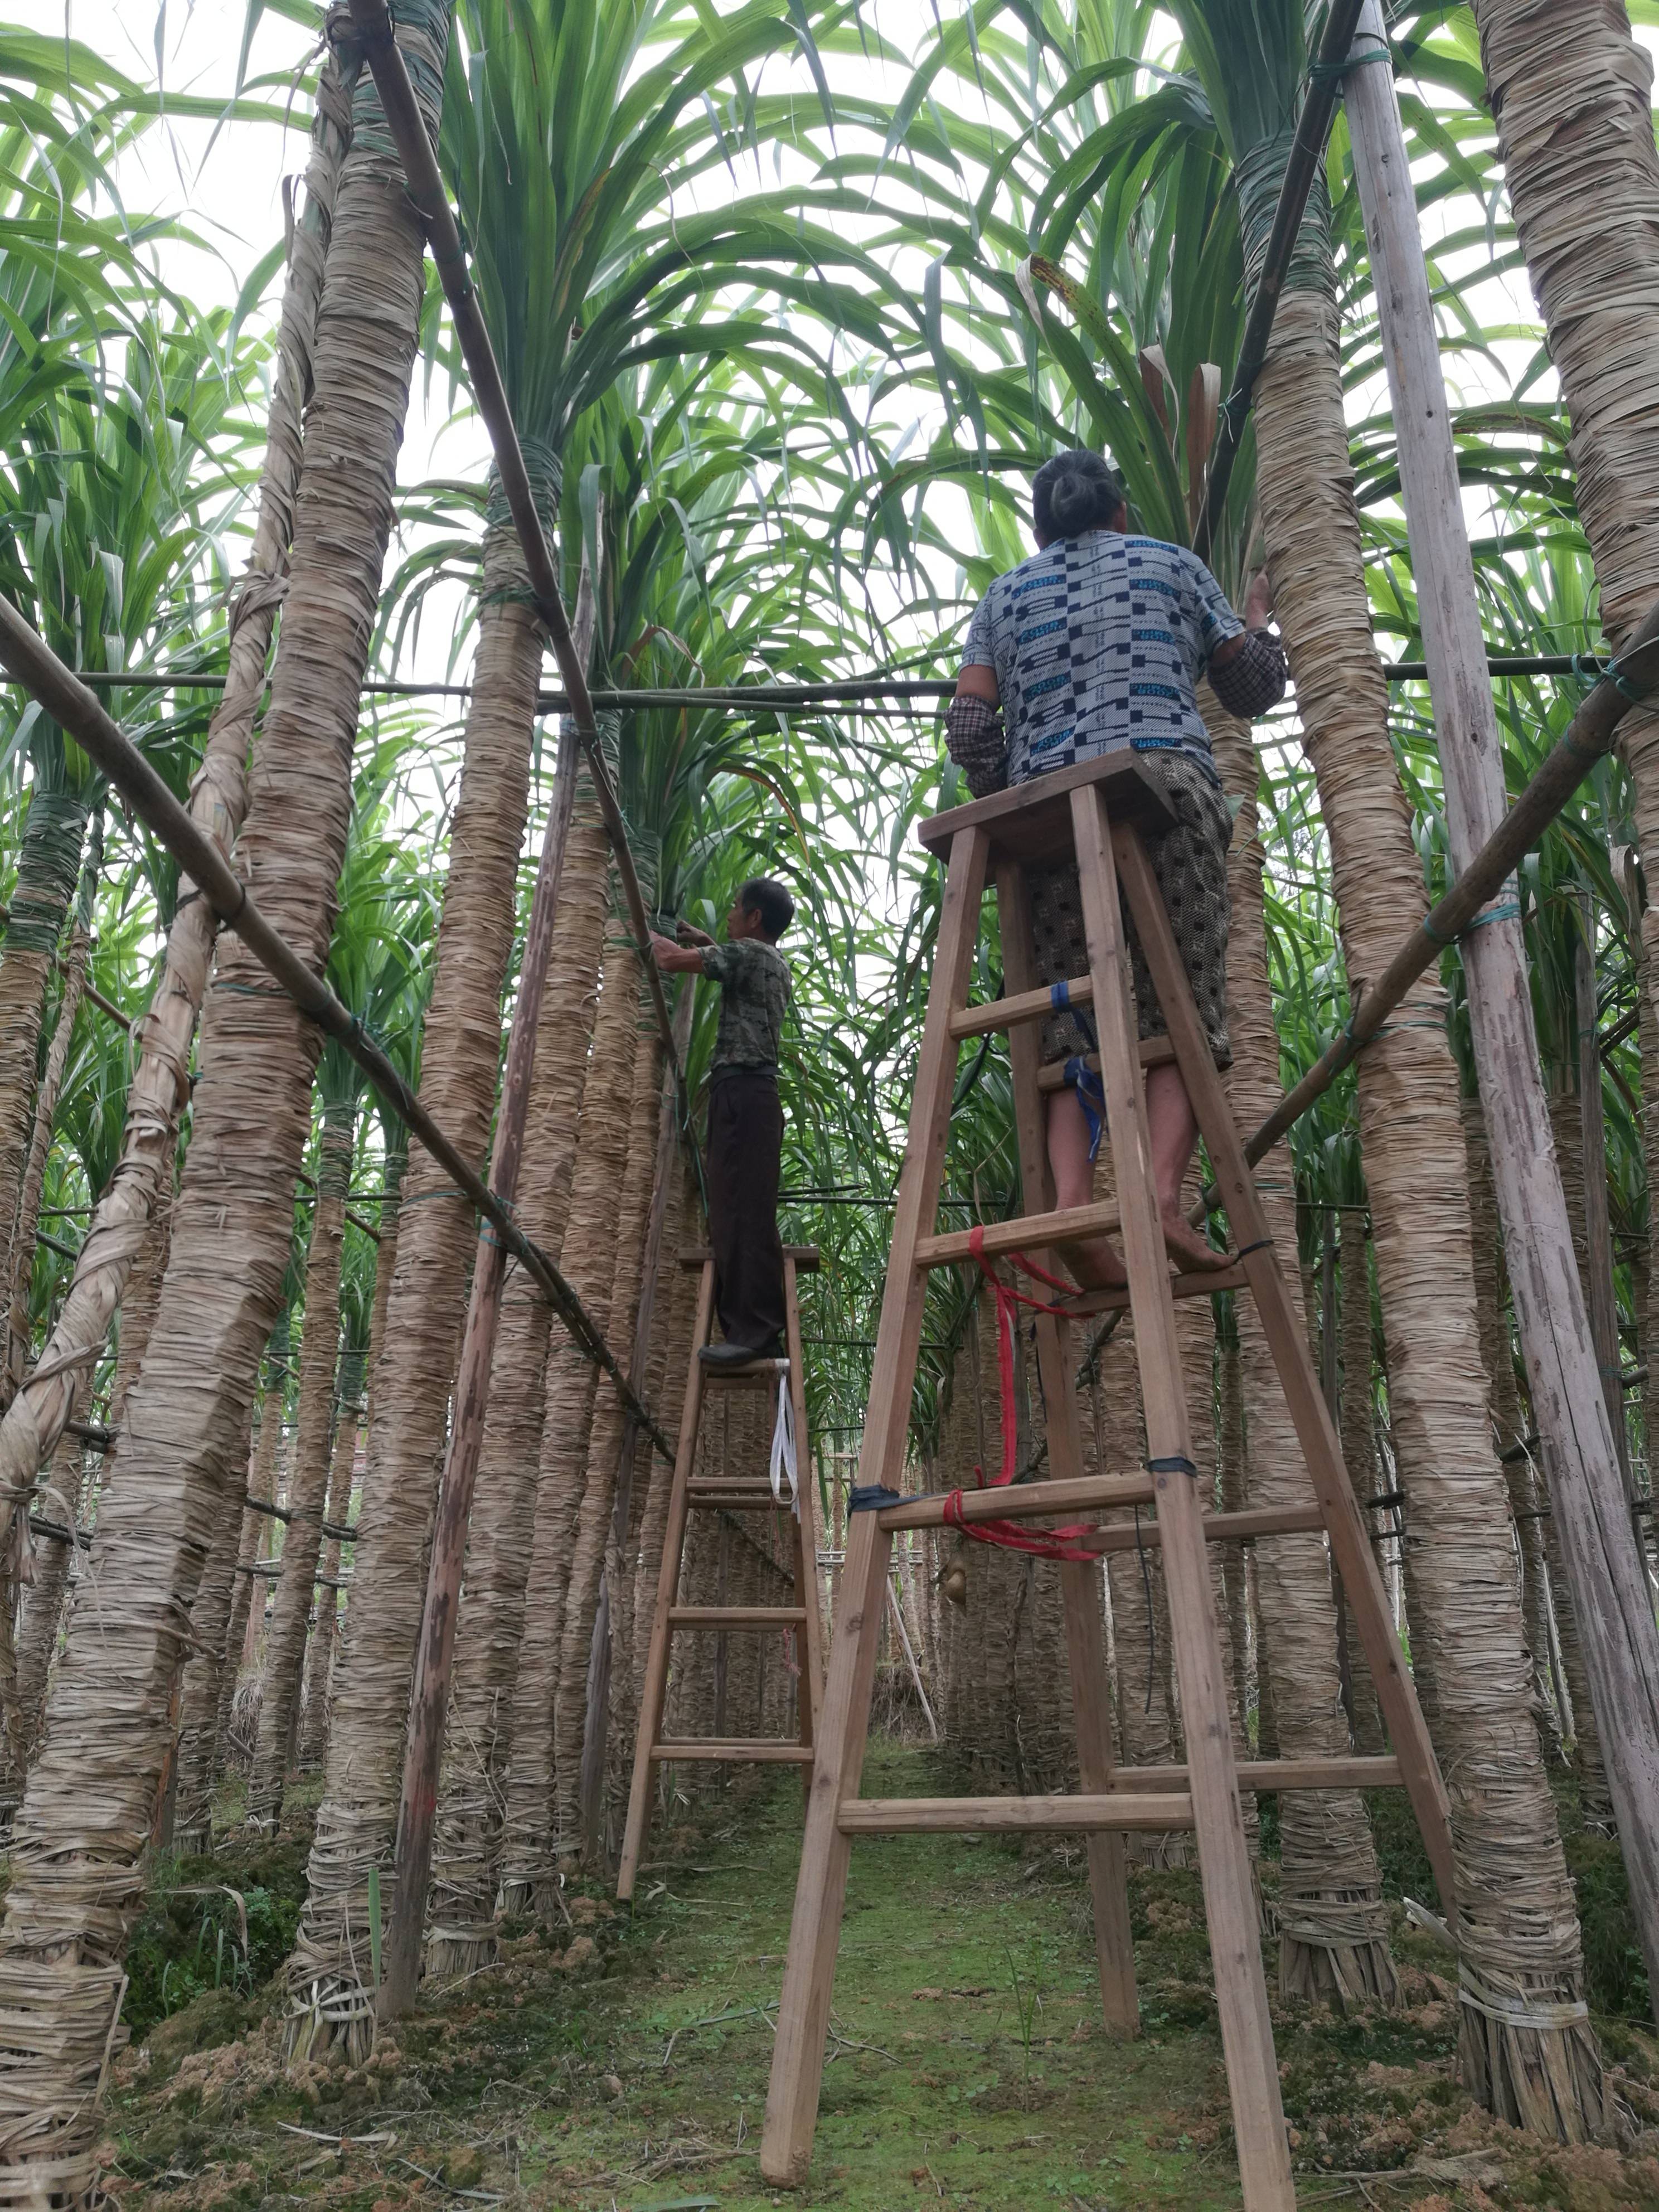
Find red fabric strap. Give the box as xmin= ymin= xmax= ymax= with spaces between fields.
xmin=941 ymin=1225 xmax=1096 ymax=1561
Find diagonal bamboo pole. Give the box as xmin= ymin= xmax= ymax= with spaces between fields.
xmin=1192 ymin=0 xmax=1370 ymax=562
xmin=344 ymin=0 xmax=691 ymax=1133
xmin=1346 ymin=0 xmax=1659 ymax=2029
xmin=0 ymin=593 xmax=674 ymax=1467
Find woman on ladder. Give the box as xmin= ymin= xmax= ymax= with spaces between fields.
xmin=945 ymin=450 xmax=1285 ymax=1288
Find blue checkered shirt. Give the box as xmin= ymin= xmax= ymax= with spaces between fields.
xmin=961 ymin=531 xmax=1243 ymax=783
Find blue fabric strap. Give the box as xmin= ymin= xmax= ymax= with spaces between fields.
xmin=1063 ymin=1056 xmax=1107 ymax=1162
xmin=849 ymin=1485 xmax=905 ymax=1514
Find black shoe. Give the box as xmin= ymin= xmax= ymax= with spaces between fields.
xmin=698 ymin=1337 xmax=784 ymax=1370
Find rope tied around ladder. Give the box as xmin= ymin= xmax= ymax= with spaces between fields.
xmin=939 ymin=1226 xmax=1098 ymax=1563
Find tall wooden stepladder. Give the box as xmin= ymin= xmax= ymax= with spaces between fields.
xmin=759 ymin=754 xmax=1455 ymax=2210
xmin=616 ymin=1244 xmax=824 ymax=1903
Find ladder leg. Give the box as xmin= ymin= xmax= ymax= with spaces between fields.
xmin=760 ymin=1506 xmax=892 ymax=2185
xmin=994 ymin=858 xmax=1137 ymax=2032
xmin=1110 ymin=820 xmax=1457 ymax=1924
xmin=783 ymin=1254 xmax=823 ymax=1769
xmin=1071 ymin=785 xmax=1294 ymax=2210
xmin=617 ymin=1263 xmax=716 ymax=1903
xmin=762 ymin=823 xmax=991 ymax=2188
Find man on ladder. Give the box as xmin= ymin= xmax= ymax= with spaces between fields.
xmin=946 ymin=448 xmax=1283 ymax=1287
xmin=651 ymin=875 xmax=796 ymax=1366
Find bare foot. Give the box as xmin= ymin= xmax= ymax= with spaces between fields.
xmin=1065 ymin=1235 xmax=1128 ymax=1293
xmin=1161 ymin=1204 xmax=1231 ymax=1275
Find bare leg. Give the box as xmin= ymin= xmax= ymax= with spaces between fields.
xmin=1146 ymin=1060 xmax=1229 ymax=1272
xmin=1046 ymin=1088 xmax=1126 ymax=1288
xmin=1045 ymin=1064 xmax=1229 ymax=1287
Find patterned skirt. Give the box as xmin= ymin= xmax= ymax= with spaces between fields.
xmin=1022 ymin=745 xmax=1233 ymax=1068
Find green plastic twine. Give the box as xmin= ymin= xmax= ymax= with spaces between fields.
xmin=1235 ymin=128 xmax=1337 ymax=308
xmin=3 ymin=787 xmax=89 ymax=955
xmin=350 ymin=0 xmax=449 ymax=156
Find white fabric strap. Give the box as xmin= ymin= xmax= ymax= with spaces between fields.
xmin=769 ymin=1365 xmax=798 ymax=1512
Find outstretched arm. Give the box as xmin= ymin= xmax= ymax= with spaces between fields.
xmin=648 ymin=931 xmax=706 ymax=976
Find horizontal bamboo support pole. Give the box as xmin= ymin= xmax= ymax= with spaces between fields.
xmin=874 ymin=1471 xmax=1154 ymax=1532
xmin=1241 ymin=599 xmax=1659 ymax=1173
xmin=837 ymin=1793 xmax=1196 ymax=1835
xmin=27 ymin=1514 xmax=90 ymax=1553
xmin=0 ymin=592 xmax=676 ymax=1467
xmin=1114 ymin=1756 xmax=1404 ymax=1796
xmin=914 ymin=1200 xmax=1119 ymax=1269
xmin=243 ymin=1492 xmax=355 ymax=1545
xmin=347 ymin=0 xmax=690 ymax=1140
xmin=1081 ymin=1503 xmax=1325 ymax=1556
xmin=651 ymin=1741 xmax=815 ymax=1764
xmin=52 ymin=655 xmax=1628 ymax=708
xmin=669 ymin=1606 xmax=808 ymax=1627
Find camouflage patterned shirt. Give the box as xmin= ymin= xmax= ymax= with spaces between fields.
xmin=701 ymin=937 xmax=790 ymax=1074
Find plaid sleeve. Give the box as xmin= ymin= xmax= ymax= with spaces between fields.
xmin=945 ymin=693 xmax=1007 ymax=797
xmin=1207 ymin=628 xmax=1289 ymax=720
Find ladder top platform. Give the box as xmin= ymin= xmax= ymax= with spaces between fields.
xmin=917 ymin=749 xmax=1175 ymax=865
xmin=678 ymin=1242 xmax=820 ymax=1272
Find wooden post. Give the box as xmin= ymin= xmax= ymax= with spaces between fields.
xmin=578 ymin=982 xmax=697 ymax=1861
xmin=1346 ymin=0 xmax=1659 ymax=2009
xmin=1071 ymin=789 xmax=1294 ymax=2208
xmin=995 ymin=857 xmax=1138 ymax=2034
xmin=377 ymin=724 xmax=583 ymax=2019
xmin=1575 ymin=901 xmax=1635 ymax=1502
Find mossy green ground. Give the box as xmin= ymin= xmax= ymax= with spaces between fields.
xmin=109 ymin=1744 xmax=1659 ymax=2212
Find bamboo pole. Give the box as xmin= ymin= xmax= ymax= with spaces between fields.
xmin=41 ymin=652 xmax=1611 ymax=707
xmin=345 ymin=0 xmax=690 ymax=1139
xmin=375 ymin=716 xmax=584 ymax=2016
xmin=0 ymin=594 xmax=673 ymax=1465
xmin=1574 ymin=903 xmax=1634 ymax=1500
xmin=1234 ymin=613 xmax=1659 ymax=1176
xmin=1346 ymin=0 xmax=1659 ymax=2026
xmin=1192 ymin=0 xmax=1370 ymax=562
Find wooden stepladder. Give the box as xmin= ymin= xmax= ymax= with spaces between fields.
xmin=759 ymin=754 xmax=1456 ymax=2209
xmin=617 ymin=1244 xmax=826 ymax=1903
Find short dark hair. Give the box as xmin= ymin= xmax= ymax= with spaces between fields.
xmin=739 ymin=875 xmax=794 ymax=942
xmin=1032 ymin=449 xmax=1126 ymax=542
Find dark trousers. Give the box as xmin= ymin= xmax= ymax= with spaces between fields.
xmin=706 ymin=1067 xmax=786 ymax=1352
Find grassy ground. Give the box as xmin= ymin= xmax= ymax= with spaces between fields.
xmin=109 ymin=1743 xmax=1659 ymax=2212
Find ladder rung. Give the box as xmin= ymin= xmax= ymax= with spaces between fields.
xmin=687 ymin=1477 xmax=776 ymax=1491
xmin=686 ymin=1493 xmax=789 ymax=1512
xmin=875 ymin=1472 xmax=1153 ymax=1534
xmin=702 ymin=1358 xmax=791 ymax=1383
xmin=670 ymin=1605 xmax=808 ymax=1627
xmin=838 ymin=1792 xmax=1195 ymax=1835
xmin=1035 ymin=1037 xmax=1177 ymax=1091
xmin=950 ymin=974 xmax=1094 ymax=1040
xmin=914 ymin=1201 xmax=1119 ymax=1271
xmin=1065 ymin=1259 xmax=1249 ymax=1313
xmin=652 ymin=1740 xmax=814 ymax=1764
xmin=1112 ymin=1756 xmax=1404 ymax=1796
xmin=1084 ymin=1503 xmax=1325 ymax=1555
xmin=680 ymin=1243 xmax=821 ymax=1273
